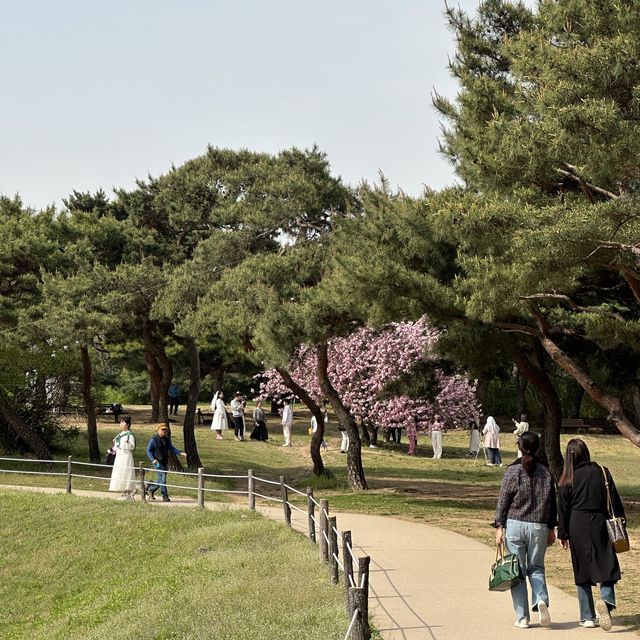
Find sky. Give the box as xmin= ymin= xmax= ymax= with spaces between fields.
xmin=2 ymin=1 xmax=505 ymax=211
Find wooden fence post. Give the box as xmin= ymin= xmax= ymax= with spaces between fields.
xmin=197 ymin=467 xmax=205 ymax=508
xmin=248 ymin=469 xmax=255 ymax=510
xmin=319 ymin=498 xmax=329 ymax=562
xmin=347 ymin=587 xmax=368 ymax=640
xmin=329 ymin=516 xmax=339 ymax=584
xmin=139 ymin=462 xmax=146 ymax=502
xmin=66 ymin=456 xmax=72 ymax=494
xmin=358 ymin=556 xmax=371 ymax=639
xmin=280 ymin=476 xmax=291 ymax=526
xmin=342 ymin=530 xmax=354 ymax=612
xmin=307 ymin=487 xmax=316 ymax=544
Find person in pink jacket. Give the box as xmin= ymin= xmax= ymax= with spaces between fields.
xmin=482 ymin=416 xmax=502 ymax=466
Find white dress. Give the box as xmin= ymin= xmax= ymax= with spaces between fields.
xmin=109 ymin=431 xmax=136 ymax=492
xmin=211 ymin=397 xmax=229 ymax=431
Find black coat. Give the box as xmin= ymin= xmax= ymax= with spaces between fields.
xmin=558 ymin=461 xmax=625 ymax=585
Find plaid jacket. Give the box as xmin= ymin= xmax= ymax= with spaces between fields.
xmin=495 ymin=460 xmax=557 ymax=529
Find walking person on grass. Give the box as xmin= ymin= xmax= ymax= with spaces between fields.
xmin=145 ymin=424 xmax=187 ymax=502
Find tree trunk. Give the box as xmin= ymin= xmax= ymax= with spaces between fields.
xmin=527 ymin=301 xmax=640 ymax=447
xmin=145 ymin=347 xmax=162 ymax=422
xmin=142 ymin=322 xmax=172 ymax=425
xmin=80 ymin=344 xmax=100 ymax=462
xmin=316 ymin=342 xmax=367 ymax=490
xmin=511 ymin=342 xmax=563 ymax=480
xmin=512 ymin=364 xmax=528 ymax=418
xmin=360 ymin=420 xmax=371 ymax=445
xmin=569 ymin=381 xmax=585 ymax=419
xmin=276 ymin=365 xmax=332 ymax=478
xmin=0 ymin=396 xmax=51 ymax=460
xmin=632 ymin=386 xmax=640 ymax=426
xmin=182 ymin=337 xmax=202 ymax=469
xmin=475 ymin=376 xmax=488 ymax=414
xmin=210 ymin=364 xmax=225 ymax=394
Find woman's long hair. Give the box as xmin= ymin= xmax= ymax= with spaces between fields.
xmin=558 ymin=438 xmax=591 ymax=487
xmin=518 ymin=431 xmax=540 ymax=477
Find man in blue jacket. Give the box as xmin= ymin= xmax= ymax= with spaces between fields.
xmin=145 ymin=424 xmax=187 ymax=502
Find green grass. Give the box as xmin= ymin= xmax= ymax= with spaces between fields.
xmin=0 ymin=490 xmax=349 ymax=640
xmin=2 ymin=407 xmax=639 ymax=631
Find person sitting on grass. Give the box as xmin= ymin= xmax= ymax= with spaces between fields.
xmin=145 ymin=424 xmax=187 ymax=502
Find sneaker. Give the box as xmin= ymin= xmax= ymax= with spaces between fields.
xmin=538 ymin=601 xmax=550 ymax=627
xmin=216 ymin=435 xmax=223 ymax=440
xmin=514 ymin=618 xmax=530 ymax=629
xmin=162 ymin=495 xmax=171 ymax=502
xmin=595 ymin=600 xmax=612 ymax=632
xmin=579 ymin=620 xmax=596 ymax=628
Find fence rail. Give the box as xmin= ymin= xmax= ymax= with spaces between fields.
xmin=0 ymin=455 xmax=372 ymax=640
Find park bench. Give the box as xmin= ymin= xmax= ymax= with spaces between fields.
xmin=561 ymin=417 xmax=616 ymax=434
xmin=196 ymin=408 xmax=213 ymax=425
xmin=97 ymin=403 xmax=124 ymax=423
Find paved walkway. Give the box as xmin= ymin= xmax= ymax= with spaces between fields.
xmin=3 ymin=485 xmax=637 ymax=639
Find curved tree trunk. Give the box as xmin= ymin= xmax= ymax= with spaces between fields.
xmin=276 ymin=366 xmax=332 ymax=478
xmin=316 ymin=342 xmax=367 ymax=491
xmin=511 ymin=342 xmax=563 ymax=480
xmin=80 ymin=344 xmax=100 ymax=462
xmin=0 ymin=396 xmax=52 ymax=460
xmin=528 ymin=301 xmax=640 ymax=448
xmin=182 ymin=337 xmax=202 ymax=468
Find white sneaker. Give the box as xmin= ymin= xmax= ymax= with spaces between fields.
xmin=595 ymin=600 xmax=612 ymax=632
xmin=579 ymin=620 xmax=596 ymax=628
xmin=514 ymin=618 xmax=530 ymax=629
xmin=538 ymin=601 xmax=550 ymax=627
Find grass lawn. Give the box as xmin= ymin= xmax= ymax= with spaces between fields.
xmin=0 ymin=490 xmax=349 ymax=640
xmin=2 ymin=405 xmax=639 ymax=630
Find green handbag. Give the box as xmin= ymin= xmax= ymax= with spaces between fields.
xmin=489 ymin=542 xmax=524 ymax=592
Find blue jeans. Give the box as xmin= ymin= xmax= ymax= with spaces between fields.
xmin=487 ymin=448 xmax=502 ymax=464
xmin=147 ymin=466 xmax=168 ymax=497
xmin=506 ymin=519 xmax=550 ymax=621
xmin=577 ymin=582 xmax=615 ymax=622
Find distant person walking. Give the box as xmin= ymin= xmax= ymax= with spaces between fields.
xmin=281 ymin=398 xmax=293 ymax=447
xmin=406 ymin=420 xmax=418 ymax=455
xmin=429 ymin=414 xmax=445 ymax=459
xmin=558 ymin=438 xmax=626 ymax=631
xmin=311 ymin=414 xmax=328 ymax=450
xmin=512 ymin=414 xmax=529 ymax=459
xmin=467 ymin=419 xmax=480 ymax=457
xmin=495 ymin=431 xmax=557 ymax=630
xmin=145 ymin=424 xmax=187 ymax=502
xmin=230 ymin=392 xmax=246 ymax=441
xmin=211 ymin=391 xmax=229 ymax=440
xmin=250 ymin=400 xmax=269 ymax=441
xmin=109 ymin=416 xmax=137 ymax=500
xmin=339 ymin=420 xmax=349 ymax=453
xmin=168 ymin=382 xmax=181 ymax=415
xmin=483 ymin=416 xmax=502 ymax=466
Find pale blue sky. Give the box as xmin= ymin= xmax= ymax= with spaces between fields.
xmin=1 ymin=1 xmax=505 ymax=210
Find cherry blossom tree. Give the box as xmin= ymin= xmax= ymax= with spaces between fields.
xmin=257 ymin=317 xmax=480 ymax=437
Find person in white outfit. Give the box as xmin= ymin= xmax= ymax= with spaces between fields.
xmin=311 ymin=413 xmax=328 ymax=450
xmin=109 ymin=416 xmax=137 ymax=500
xmin=429 ymin=414 xmax=445 ymax=459
xmin=281 ymin=398 xmax=293 ymax=446
xmin=482 ymin=416 xmax=502 ymax=466
xmin=211 ymin=391 xmax=229 ymax=440
xmin=512 ymin=414 xmax=529 ymax=459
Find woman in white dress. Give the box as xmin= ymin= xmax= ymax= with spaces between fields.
xmin=109 ymin=417 xmax=137 ymax=499
xmin=211 ymin=391 xmax=229 ymax=440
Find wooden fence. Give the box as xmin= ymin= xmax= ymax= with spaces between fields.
xmin=0 ymin=456 xmax=372 ymax=640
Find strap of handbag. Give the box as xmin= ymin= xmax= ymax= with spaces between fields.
xmin=600 ymin=465 xmax=617 ymax=519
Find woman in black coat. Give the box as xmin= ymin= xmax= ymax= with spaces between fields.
xmin=557 ymin=438 xmax=626 ymax=631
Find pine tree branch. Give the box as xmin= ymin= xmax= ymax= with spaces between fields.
xmin=521 ymin=293 xmax=626 ymax=322
xmin=556 ymin=164 xmax=619 ymax=201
